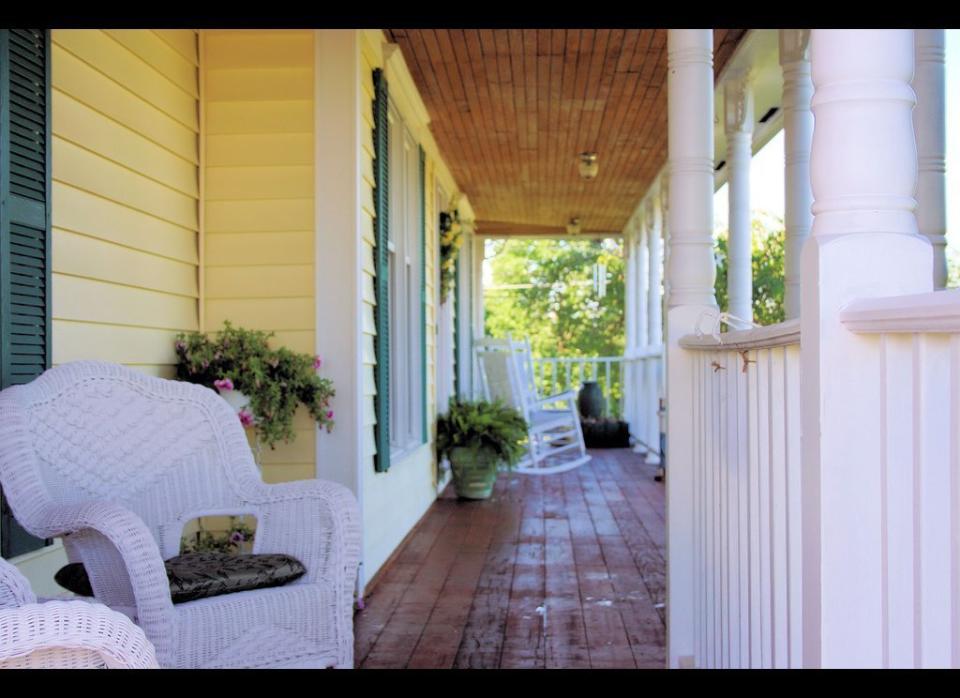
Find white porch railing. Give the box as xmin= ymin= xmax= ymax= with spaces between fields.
xmin=837 ymin=289 xmax=960 ymax=668
xmin=531 ymin=345 xmax=664 ymax=425
xmin=531 ymin=355 xmax=625 ymax=417
xmin=678 ymin=319 xmax=802 ymax=668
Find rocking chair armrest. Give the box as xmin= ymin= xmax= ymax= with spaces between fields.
xmin=252 ymin=479 xmax=362 ymax=584
xmin=34 ymin=501 xmax=174 ymax=629
xmin=535 ymin=390 xmax=578 ymax=407
xmin=0 ymin=600 xmax=160 ymax=668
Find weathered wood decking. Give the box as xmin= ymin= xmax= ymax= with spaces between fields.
xmin=354 ymin=449 xmax=666 ymax=669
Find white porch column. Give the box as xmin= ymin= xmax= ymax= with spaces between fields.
xmin=802 ymin=29 xmax=931 ymax=668
xmin=665 ymin=28 xmax=717 ymax=668
xmin=724 ymin=73 xmax=755 ymax=324
xmin=645 ymin=193 xmax=663 ymax=464
xmin=914 ymin=29 xmax=948 ymax=289
xmin=780 ymin=29 xmax=814 ymax=319
xmin=633 ymin=217 xmax=650 ymax=454
xmin=623 ymin=224 xmax=637 ymax=429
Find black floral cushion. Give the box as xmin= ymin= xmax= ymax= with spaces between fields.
xmin=55 ymin=552 xmax=307 ymax=604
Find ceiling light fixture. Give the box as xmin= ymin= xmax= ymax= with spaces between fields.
xmin=578 ymin=152 xmax=599 ymax=180
xmin=566 ymin=217 xmax=582 ymax=236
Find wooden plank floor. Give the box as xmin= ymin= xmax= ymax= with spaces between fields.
xmin=355 ymin=449 xmax=666 ymax=669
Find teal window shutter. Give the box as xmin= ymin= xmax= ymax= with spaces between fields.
xmin=419 ymin=145 xmax=427 ymax=444
xmin=372 ymin=68 xmax=391 ymax=473
xmin=0 ymin=29 xmax=51 ymax=557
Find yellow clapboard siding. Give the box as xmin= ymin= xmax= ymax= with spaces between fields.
xmin=53 ymin=30 xmax=198 ymax=130
xmin=54 ymin=137 xmax=198 ymax=230
xmin=53 ymin=90 xmax=198 ymax=197
xmin=204 ymin=68 xmax=312 ymax=102
xmin=205 ymin=199 xmax=312 ymax=233
xmin=53 ymin=321 xmax=181 ymax=365
xmin=103 ymin=30 xmax=198 ymax=98
xmin=205 ymin=232 xmax=312 ymax=266
xmin=362 ymin=334 xmax=375 ymax=364
xmin=202 ymin=30 xmax=316 ymax=476
xmin=362 ymin=304 xmax=376 ymax=336
xmin=360 ymin=215 xmax=375 ymax=246
xmin=205 ymin=101 xmax=312 ymax=136
xmin=54 ymin=229 xmax=198 ymax=297
xmin=261 ymin=463 xmax=315 ymax=485
xmin=205 ymin=265 xmax=313 ymax=299
xmin=53 ymin=275 xmax=198 ymax=330
xmin=203 ymin=31 xmax=313 ymax=70
xmin=270 ymin=331 xmax=314 ymax=355
xmin=52 ymin=44 xmax=198 ymax=163
xmin=205 ymin=166 xmax=313 ymax=201
xmin=259 ymin=430 xmax=316 ymax=464
xmin=152 ymin=29 xmax=198 ymax=66
xmin=206 ymin=133 xmax=313 ymax=167
xmin=53 ymin=182 xmax=197 ymax=264
xmin=205 ymin=298 xmax=314 ymax=332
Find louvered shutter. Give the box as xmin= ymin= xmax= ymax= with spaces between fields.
xmin=0 ymin=29 xmax=51 ymax=557
xmin=372 ymin=68 xmax=391 ymax=473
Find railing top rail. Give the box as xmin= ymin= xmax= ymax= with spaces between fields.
xmin=531 ymin=356 xmax=626 ymax=363
xmin=840 ymin=288 xmax=960 ymax=334
xmin=679 ymin=318 xmax=801 ymax=351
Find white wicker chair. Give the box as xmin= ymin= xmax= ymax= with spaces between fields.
xmin=0 ymin=361 xmax=361 ymax=669
xmin=474 ymin=337 xmax=590 ymax=474
xmin=0 ymin=557 xmax=159 ymax=668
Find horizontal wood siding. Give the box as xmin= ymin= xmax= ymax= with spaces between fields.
xmin=50 ymin=29 xmax=200 ymax=378
xmin=202 ymin=29 xmax=316 ymax=484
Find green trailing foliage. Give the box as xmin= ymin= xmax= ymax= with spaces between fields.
xmin=174 ymin=321 xmax=335 ymax=449
xmin=436 ymin=399 xmax=528 ymax=467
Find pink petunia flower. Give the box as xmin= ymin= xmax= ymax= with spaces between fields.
xmin=214 ymin=377 xmax=234 ymax=392
xmin=326 ymin=410 xmax=334 ymax=420
xmin=229 ymin=531 xmax=245 ymax=544
xmin=314 ymin=356 xmax=323 ymax=370
xmin=238 ymin=409 xmax=255 ymax=427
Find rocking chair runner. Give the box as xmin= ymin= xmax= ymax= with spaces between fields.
xmin=0 ymin=361 xmax=361 ymax=669
xmin=474 ymin=336 xmax=591 ymax=474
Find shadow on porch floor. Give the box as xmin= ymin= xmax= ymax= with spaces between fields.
xmin=354 ymin=449 xmax=666 ymax=669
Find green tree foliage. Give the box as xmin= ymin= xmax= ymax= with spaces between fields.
xmin=483 ymin=238 xmax=625 ymax=359
xmin=714 ymin=217 xmax=786 ymax=326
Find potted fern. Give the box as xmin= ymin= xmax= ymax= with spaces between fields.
xmin=436 ymin=399 xmax=528 ymax=500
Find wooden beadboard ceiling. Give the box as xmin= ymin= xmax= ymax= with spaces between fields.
xmin=386 ymin=29 xmax=747 ymax=236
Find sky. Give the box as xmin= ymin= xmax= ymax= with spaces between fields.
xmin=716 ymin=28 xmax=960 ymax=270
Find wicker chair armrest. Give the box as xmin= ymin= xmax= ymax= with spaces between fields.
xmin=33 ymin=501 xmax=174 ymax=659
xmin=0 ymin=558 xmax=36 ymax=609
xmin=0 ymin=600 xmax=159 ymax=668
xmin=251 ymin=479 xmax=361 ymax=583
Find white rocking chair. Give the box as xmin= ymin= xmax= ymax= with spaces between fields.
xmin=474 ymin=336 xmax=591 ymax=475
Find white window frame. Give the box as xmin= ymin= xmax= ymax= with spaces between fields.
xmin=387 ymin=101 xmax=424 ymax=458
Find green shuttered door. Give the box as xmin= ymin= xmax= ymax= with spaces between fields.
xmin=0 ymin=29 xmax=51 ymax=557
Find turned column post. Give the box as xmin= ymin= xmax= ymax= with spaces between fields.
xmin=914 ymin=29 xmax=947 ymax=289
xmin=801 ymin=29 xmax=931 ymax=668
xmin=724 ymin=72 xmax=755 ymax=325
xmin=780 ymin=29 xmax=814 ymax=319
xmin=665 ymin=28 xmax=718 ymax=668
